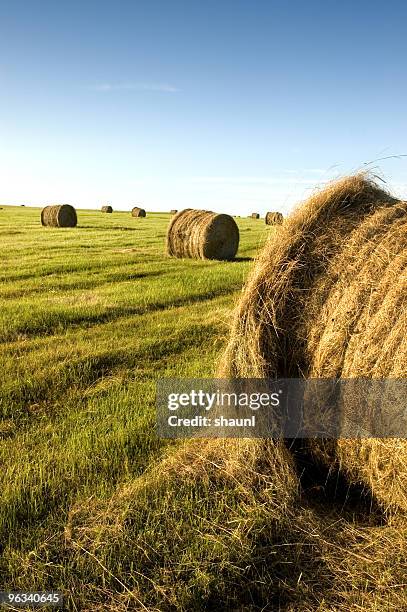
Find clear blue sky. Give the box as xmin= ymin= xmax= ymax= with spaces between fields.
xmin=1 ymin=0 xmax=407 ymax=215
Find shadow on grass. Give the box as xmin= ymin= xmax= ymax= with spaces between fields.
xmin=1 ymin=262 xmax=161 ymax=285
xmin=203 ymin=440 xmax=387 ymax=611
xmin=1 ymin=284 xmax=240 ymax=343
xmin=232 ymin=256 xmax=253 ymax=262
xmin=1 ymin=271 xmax=167 ymax=299
xmin=0 ymin=322 xmax=221 ymax=420
xmin=76 ymin=225 xmax=138 ymax=231
xmin=288 ymin=438 xmax=385 ymax=525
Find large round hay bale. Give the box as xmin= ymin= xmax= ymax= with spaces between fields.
xmin=101 ymin=205 xmax=113 ymax=213
xmin=265 ymin=211 xmax=284 ymax=225
xmin=41 ymin=204 xmax=77 ymax=227
xmin=166 ymin=209 xmax=239 ymax=261
xmin=251 ymin=212 xmax=260 ymax=219
xmin=220 ymin=174 xmax=407 ymax=512
xmin=131 ymin=206 xmax=146 ymax=217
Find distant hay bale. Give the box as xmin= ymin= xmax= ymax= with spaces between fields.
xmin=166 ymin=209 xmax=239 ymax=260
xmin=132 ymin=206 xmax=146 ymax=217
xmin=251 ymin=213 xmax=260 ymax=219
xmin=41 ymin=204 xmax=77 ymax=227
xmin=265 ymin=211 xmax=284 ymax=225
xmin=221 ymin=174 xmax=407 ymax=512
xmin=170 ymin=209 xmax=178 ymax=214
xmin=101 ymin=205 xmax=113 ymax=213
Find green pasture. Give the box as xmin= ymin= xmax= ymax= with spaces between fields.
xmin=0 ymin=205 xmax=270 ymax=609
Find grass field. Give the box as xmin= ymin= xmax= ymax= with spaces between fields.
xmin=0 ymin=206 xmax=272 ymax=610
xmin=1 ymin=205 xmax=406 ymax=612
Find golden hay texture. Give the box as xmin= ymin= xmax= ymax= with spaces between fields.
xmin=265 ymin=211 xmax=284 ymax=225
xmin=251 ymin=212 xmax=260 ymax=219
xmin=40 ymin=204 xmax=77 ymax=227
xmin=166 ymin=208 xmax=240 ymax=260
xmin=220 ymin=174 xmax=407 ymax=512
xmin=65 ymin=438 xmax=300 ymax=608
xmin=63 ymin=412 xmax=407 ymax=610
xmin=131 ymin=206 xmax=146 ymax=217
xmin=101 ymin=205 xmax=113 ymax=213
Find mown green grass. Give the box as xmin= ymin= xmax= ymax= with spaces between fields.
xmin=0 ymin=205 xmax=270 ymax=608
xmin=1 ymin=207 xmax=406 ymax=612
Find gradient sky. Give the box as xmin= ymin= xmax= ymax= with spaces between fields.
xmin=1 ymin=0 xmax=407 ymax=215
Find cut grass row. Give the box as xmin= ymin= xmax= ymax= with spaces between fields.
xmin=0 ymin=205 xmax=270 ymax=608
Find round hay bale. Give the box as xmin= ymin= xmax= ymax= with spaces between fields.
xmin=41 ymin=204 xmax=77 ymax=227
xmin=132 ymin=206 xmax=146 ymax=218
xmin=166 ymin=209 xmax=239 ymax=261
xmin=101 ymin=205 xmax=113 ymax=213
xmin=251 ymin=212 xmax=260 ymax=219
xmin=265 ymin=211 xmax=284 ymax=225
xmin=170 ymin=209 xmax=178 ymax=214
xmin=220 ymin=174 xmax=407 ymax=512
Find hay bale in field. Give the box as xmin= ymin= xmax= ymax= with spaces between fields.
xmin=251 ymin=212 xmax=260 ymax=219
xmin=101 ymin=205 xmax=113 ymax=213
xmin=170 ymin=209 xmax=178 ymax=214
xmin=265 ymin=211 xmax=284 ymax=225
xmin=41 ymin=204 xmax=77 ymax=227
xmin=220 ymin=173 xmax=407 ymax=512
xmin=166 ymin=208 xmax=239 ymax=261
xmin=131 ymin=206 xmax=146 ymax=217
